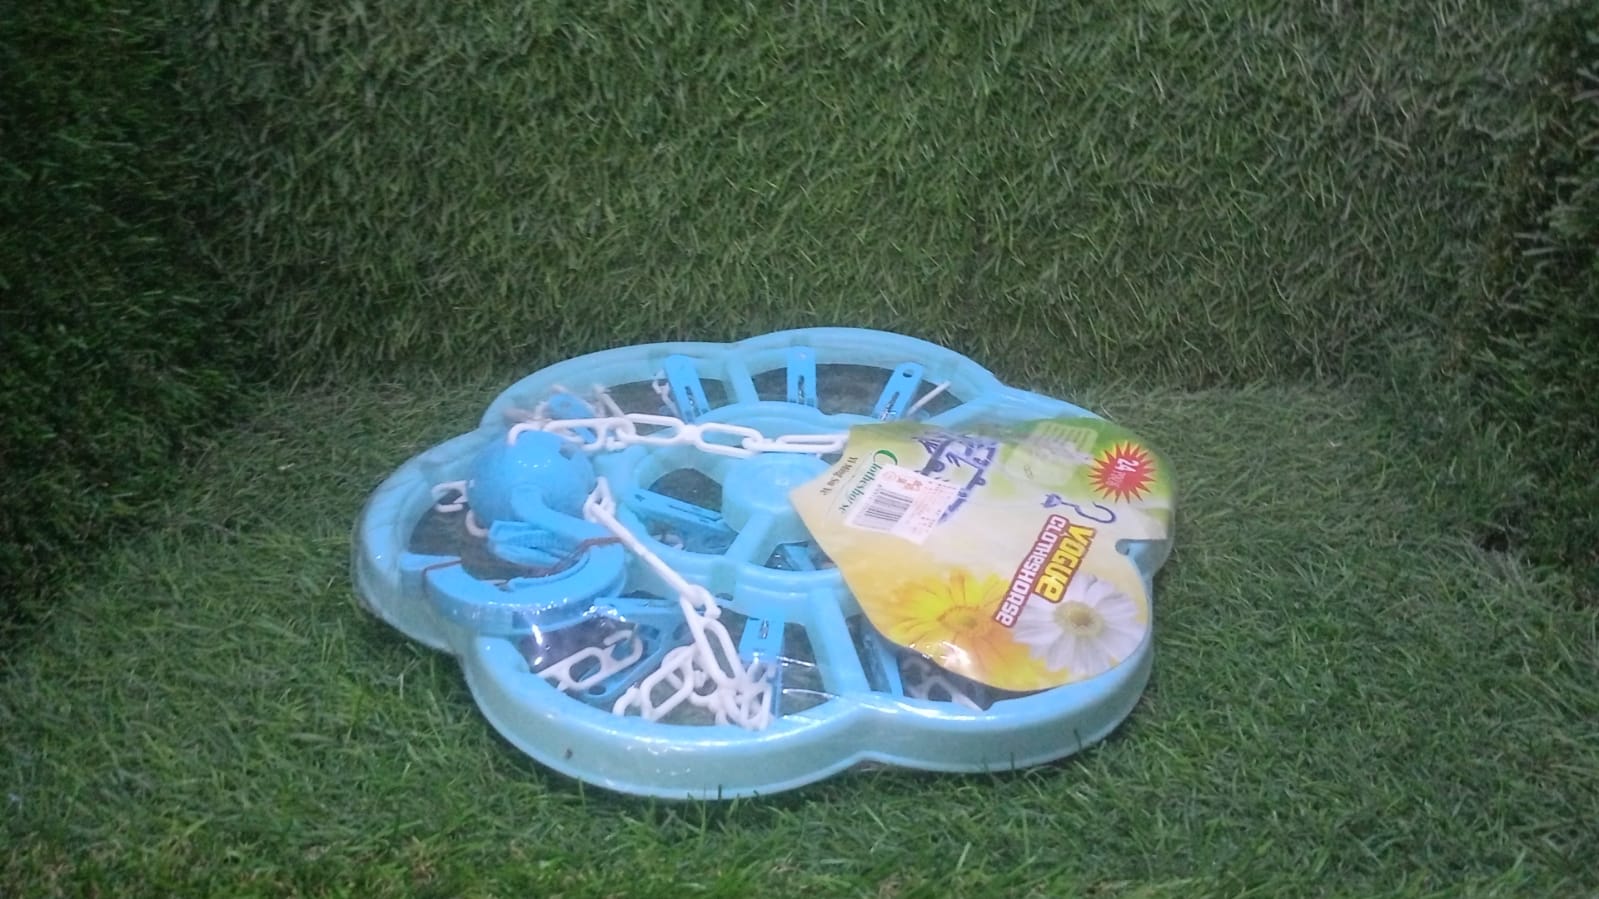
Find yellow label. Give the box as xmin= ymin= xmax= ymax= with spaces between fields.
xmin=790 ymin=417 xmax=1174 ymax=692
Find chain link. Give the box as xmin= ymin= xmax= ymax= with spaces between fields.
xmin=510 ymin=412 xmax=847 ymax=458
xmin=466 ymin=393 xmax=854 ymax=730
xmin=583 ymin=478 xmax=775 ymax=729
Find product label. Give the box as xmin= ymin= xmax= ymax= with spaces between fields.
xmin=790 ymin=416 xmax=1174 ymax=692
xmin=843 ymin=464 xmax=962 ymax=544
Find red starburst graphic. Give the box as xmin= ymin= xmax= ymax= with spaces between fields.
xmin=1089 ymin=442 xmax=1157 ymax=502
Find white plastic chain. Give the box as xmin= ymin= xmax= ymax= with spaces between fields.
xmin=537 ymin=630 xmax=645 ymax=694
xmin=509 ymin=412 xmax=849 ymax=457
xmin=431 ymin=380 xmax=949 ymax=729
xmin=435 ymin=388 xmax=844 ymax=729
xmin=431 ymin=480 xmax=488 ymax=537
xmin=584 ymin=478 xmax=775 ymax=729
xmin=523 ymin=387 xmax=850 ymax=728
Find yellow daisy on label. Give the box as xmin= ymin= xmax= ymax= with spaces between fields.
xmin=1012 ymin=572 xmax=1147 ymax=680
xmin=874 ymin=569 xmax=1049 ymax=690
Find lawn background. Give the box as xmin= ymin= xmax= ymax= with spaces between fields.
xmin=3 ymin=0 xmax=1595 ymax=894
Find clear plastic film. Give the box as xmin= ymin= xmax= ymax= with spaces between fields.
xmin=353 ymin=329 xmax=1175 ymax=798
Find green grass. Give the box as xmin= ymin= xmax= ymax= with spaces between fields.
xmin=164 ymin=0 xmax=1596 ymax=587
xmin=5 ymin=4 xmax=1592 ymax=891
xmin=7 ymin=0 xmax=1593 ymax=668
xmin=0 ymin=0 xmax=250 ymax=635
xmin=1452 ymin=0 xmax=1599 ymax=587
xmin=188 ymin=0 xmax=1543 ymax=386
xmin=5 ymin=374 xmax=1595 ymax=896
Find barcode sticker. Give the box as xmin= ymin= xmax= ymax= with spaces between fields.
xmin=844 ymin=465 xmax=962 ymax=544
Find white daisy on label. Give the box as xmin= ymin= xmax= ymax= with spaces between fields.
xmin=1012 ymin=573 xmax=1147 ymax=679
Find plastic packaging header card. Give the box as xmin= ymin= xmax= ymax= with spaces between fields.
xmin=790 ymin=416 xmax=1174 ymax=693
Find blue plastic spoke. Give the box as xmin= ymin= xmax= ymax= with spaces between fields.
xmin=804 ymin=604 xmax=872 ymax=695
xmin=723 ymin=511 xmax=779 ymax=566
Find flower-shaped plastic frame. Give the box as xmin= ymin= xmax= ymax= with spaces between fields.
xmin=352 ymin=328 xmax=1168 ymax=798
